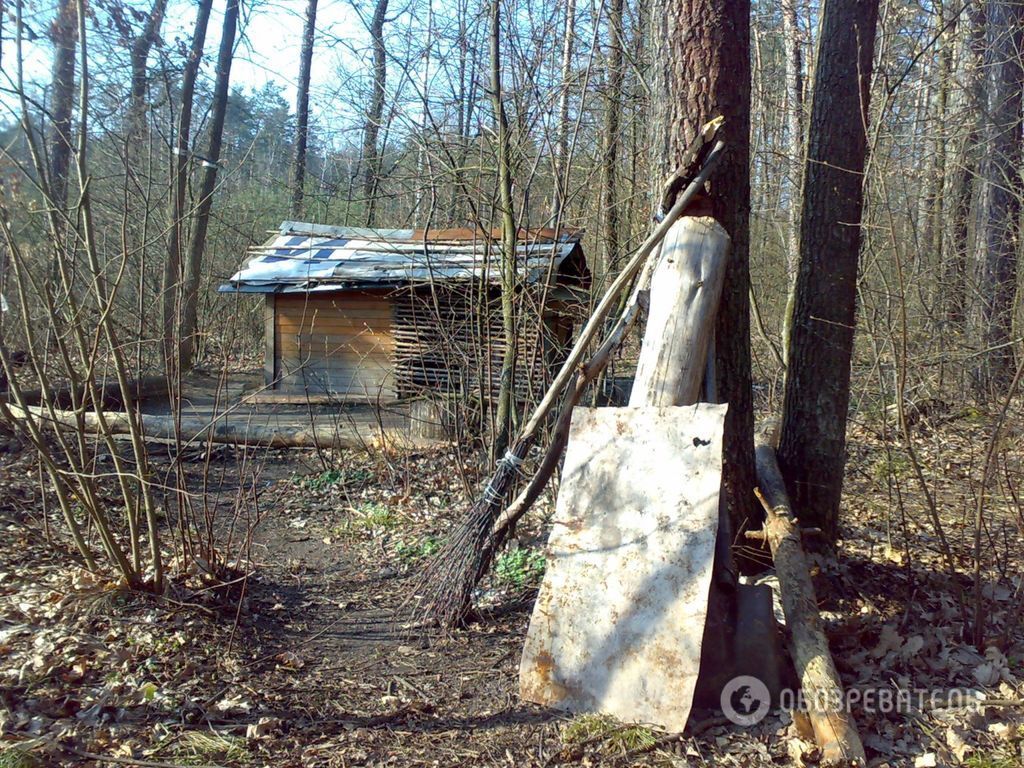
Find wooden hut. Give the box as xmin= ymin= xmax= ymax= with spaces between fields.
xmin=220 ymin=222 xmax=590 ymax=405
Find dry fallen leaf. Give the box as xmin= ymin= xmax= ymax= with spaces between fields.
xmin=246 ymin=716 xmax=280 ymax=739
xmin=275 ymin=651 xmax=304 ymax=669
xmin=872 ymin=624 xmax=902 ymax=658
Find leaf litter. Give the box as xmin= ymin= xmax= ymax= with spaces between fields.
xmin=0 ymin=406 xmax=1022 ymax=766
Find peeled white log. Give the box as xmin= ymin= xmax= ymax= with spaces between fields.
xmin=629 ymin=217 xmax=730 ymax=407
xmin=3 ymin=404 xmax=438 ymax=451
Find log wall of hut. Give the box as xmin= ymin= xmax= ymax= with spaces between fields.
xmin=268 ymin=286 xmax=568 ymax=405
xmin=390 ymin=285 xmax=559 ymax=404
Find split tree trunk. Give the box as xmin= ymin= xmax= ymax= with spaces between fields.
xmin=755 ymin=422 xmax=867 ymax=768
xmin=161 ymin=0 xmax=213 ymax=374
xmin=125 ymin=0 xmax=169 ymax=364
xmin=179 ymin=0 xmax=240 ymax=371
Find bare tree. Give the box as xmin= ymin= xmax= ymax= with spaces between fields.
xmin=47 ymin=0 xmax=78 ymax=224
xmin=600 ymin=0 xmax=624 ymax=275
xmin=918 ymin=1 xmax=954 ymax=270
xmin=127 ymin=0 xmax=169 ymax=134
xmin=944 ymin=3 xmax=986 ymax=328
xmin=548 ymin=0 xmax=576 ymax=225
xmin=777 ymin=0 xmax=880 ymax=541
xmin=179 ymin=0 xmax=241 ymax=371
xmin=362 ymin=0 xmax=390 ymax=225
xmin=780 ymin=0 xmax=804 ymax=358
xmin=971 ymin=0 xmax=1023 ymax=397
xmin=161 ymin=0 xmax=214 ymax=373
xmin=491 ymin=0 xmax=517 ymax=456
xmin=291 ymin=0 xmax=319 ymax=219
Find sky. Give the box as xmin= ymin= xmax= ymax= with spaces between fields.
xmin=0 ymin=0 xmax=370 ymax=123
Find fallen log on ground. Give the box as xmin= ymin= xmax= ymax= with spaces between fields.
xmin=1 ymin=375 xmax=168 ymax=409
xmin=754 ymin=420 xmax=866 ymax=768
xmin=2 ymin=404 xmax=438 ymax=451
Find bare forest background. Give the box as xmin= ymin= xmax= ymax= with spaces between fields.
xmin=0 ymin=0 xmax=1023 ymax=764
xmin=2 ymin=0 xmax=1018 ymax=402
xmin=0 ymin=0 xmax=1020 ymax=632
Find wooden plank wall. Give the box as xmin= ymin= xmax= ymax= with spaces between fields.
xmin=274 ymin=291 xmax=397 ymax=400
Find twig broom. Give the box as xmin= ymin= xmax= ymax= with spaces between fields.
xmin=413 ymin=121 xmax=727 ymax=630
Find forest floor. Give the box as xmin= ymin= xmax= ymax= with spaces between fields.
xmin=1 ymin=403 xmax=1024 ymax=767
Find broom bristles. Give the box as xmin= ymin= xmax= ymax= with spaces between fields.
xmin=410 ymin=445 xmax=528 ymax=630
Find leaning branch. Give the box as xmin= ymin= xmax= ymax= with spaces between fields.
xmin=754 ymin=420 xmax=866 ymax=768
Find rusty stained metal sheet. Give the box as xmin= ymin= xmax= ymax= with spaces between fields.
xmin=223 ymin=222 xmax=582 ymax=290
xmin=520 ymin=404 xmax=727 ymax=732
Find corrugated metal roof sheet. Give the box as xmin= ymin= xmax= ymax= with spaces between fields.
xmin=220 ymin=221 xmax=585 ymax=293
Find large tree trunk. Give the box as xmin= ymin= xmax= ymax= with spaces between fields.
xmin=161 ymin=0 xmax=214 ymax=375
xmin=943 ymin=3 xmax=986 ymax=329
xmin=179 ymin=0 xmax=240 ymax=372
xmin=918 ymin=1 xmax=953 ymax=271
xmin=290 ymin=0 xmax=318 ymax=219
xmin=777 ymin=0 xmax=879 ymax=542
xmin=650 ymin=0 xmax=757 ymax=544
xmin=971 ymin=0 xmax=1023 ymax=398
xmin=600 ymin=0 xmax=625 ymax=275
xmin=362 ymin=0 xmax=389 ymax=226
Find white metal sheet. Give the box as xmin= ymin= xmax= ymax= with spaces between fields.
xmin=520 ymin=404 xmax=726 ymax=732
xmin=226 ymin=225 xmax=580 ymax=288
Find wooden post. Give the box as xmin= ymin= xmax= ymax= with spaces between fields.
xmin=755 ymin=420 xmax=867 ymax=768
xmin=629 ymin=217 xmax=729 ymax=407
xmin=264 ymin=294 xmax=276 ymax=389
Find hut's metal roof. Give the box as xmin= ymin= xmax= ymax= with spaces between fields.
xmin=220 ymin=221 xmax=585 ymax=294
